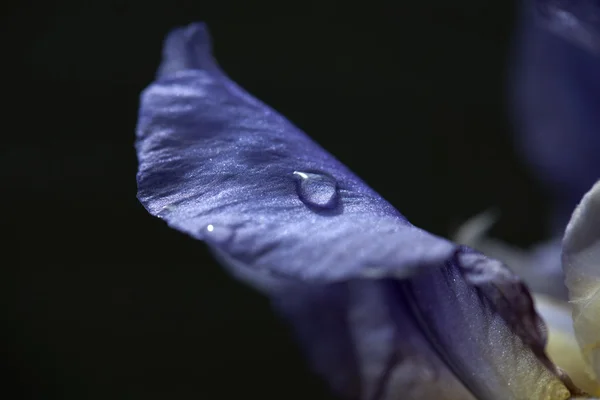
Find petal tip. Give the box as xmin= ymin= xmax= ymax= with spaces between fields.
xmin=156 ymin=22 xmax=216 ymax=78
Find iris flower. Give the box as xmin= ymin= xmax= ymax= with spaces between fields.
xmin=135 ymin=1 xmax=599 ymax=399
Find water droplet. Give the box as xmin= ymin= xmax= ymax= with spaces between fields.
xmin=293 ymin=171 xmax=339 ymax=209
xmin=204 ymin=224 xmax=234 ymax=245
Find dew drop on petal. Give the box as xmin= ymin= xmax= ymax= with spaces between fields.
xmin=293 ymin=171 xmax=339 ymax=209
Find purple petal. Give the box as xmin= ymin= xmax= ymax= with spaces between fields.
xmin=136 ymin=23 xmax=456 ymax=286
xmin=136 ymin=23 xmax=576 ymax=399
xmin=511 ymin=0 xmax=600 ymax=232
xmin=274 ymin=281 xmax=477 ymax=400
xmin=275 ymin=254 xmax=576 ymax=399
xmin=405 ymin=249 xmax=576 ymax=399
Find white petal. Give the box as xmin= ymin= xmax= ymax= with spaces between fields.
xmin=562 ymin=180 xmax=600 ymax=380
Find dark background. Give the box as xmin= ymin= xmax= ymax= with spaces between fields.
xmin=2 ymin=1 xmax=550 ymax=399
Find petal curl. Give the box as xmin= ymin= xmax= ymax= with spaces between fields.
xmin=137 ymin=23 xmax=577 ymax=400
xmin=136 ymin=23 xmax=456 ymax=287
xmin=562 ymin=180 xmax=600 ymax=381
xmin=511 ymin=0 xmax=600 ymax=232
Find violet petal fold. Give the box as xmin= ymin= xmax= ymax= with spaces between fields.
xmin=136 ymin=23 xmax=576 ymax=399
xmin=273 ymin=281 xmax=477 ymax=400
xmin=511 ymin=0 xmax=600 ymax=232
xmin=404 ymin=249 xmax=573 ymax=399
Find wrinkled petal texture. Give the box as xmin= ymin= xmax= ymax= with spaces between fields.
xmin=562 ymin=180 xmax=600 ymax=381
xmin=136 ymin=24 xmax=457 ymax=286
xmin=512 ymin=0 xmax=600 ymax=232
xmin=136 ymin=23 xmax=573 ymax=400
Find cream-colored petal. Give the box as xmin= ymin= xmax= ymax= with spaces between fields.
xmin=535 ymin=294 xmax=600 ymax=395
xmin=562 ymin=180 xmax=600 ymax=380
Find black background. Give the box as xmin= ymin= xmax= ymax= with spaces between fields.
xmin=2 ymin=1 xmax=551 ymax=399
